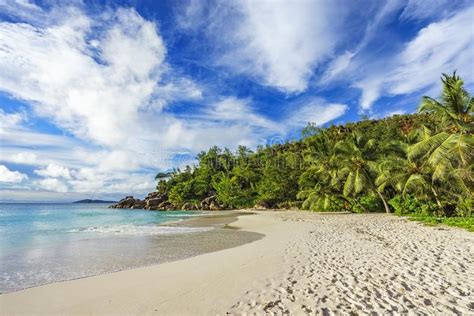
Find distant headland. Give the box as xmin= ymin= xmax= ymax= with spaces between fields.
xmin=73 ymin=199 xmax=117 ymax=204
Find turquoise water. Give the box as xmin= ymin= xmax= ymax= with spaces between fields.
xmin=0 ymin=203 xmax=211 ymax=292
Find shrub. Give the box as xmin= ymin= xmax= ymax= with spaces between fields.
xmin=388 ymin=195 xmax=437 ymax=216
xmin=456 ymin=198 xmax=473 ymax=217
xmin=352 ymin=195 xmax=383 ymax=213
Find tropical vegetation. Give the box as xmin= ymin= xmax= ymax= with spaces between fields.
xmin=154 ymin=73 xmax=473 ymax=229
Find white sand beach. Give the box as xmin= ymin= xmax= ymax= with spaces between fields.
xmin=1 ymin=211 xmax=473 ymax=315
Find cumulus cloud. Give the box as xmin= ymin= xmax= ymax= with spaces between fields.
xmin=0 ymin=6 xmax=201 ymax=148
xmin=31 ymin=163 xmax=156 ymax=194
xmin=0 ymin=165 xmax=28 ymax=183
xmin=36 ymin=178 xmax=68 ymax=193
xmin=0 ymin=109 xmax=26 ymax=129
xmin=34 ymin=164 xmax=72 ymax=179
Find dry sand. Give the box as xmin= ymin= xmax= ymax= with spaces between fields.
xmin=1 ymin=211 xmax=473 ymax=315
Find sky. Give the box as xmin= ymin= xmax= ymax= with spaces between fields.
xmin=0 ymin=0 xmax=473 ymax=202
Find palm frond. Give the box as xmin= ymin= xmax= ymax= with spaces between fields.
xmin=354 ymin=169 xmax=365 ymax=194
xmin=408 ymin=132 xmax=449 ymax=160
xmin=343 ymin=171 xmax=355 ymax=197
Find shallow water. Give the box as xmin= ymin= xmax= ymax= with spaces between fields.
xmin=0 ymin=203 xmax=261 ymax=293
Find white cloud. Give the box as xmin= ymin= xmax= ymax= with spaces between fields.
xmin=400 ymin=0 xmax=469 ymax=21
xmin=0 ymin=110 xmax=78 ymax=149
xmin=203 ymin=97 xmax=279 ymax=130
xmin=7 ymin=152 xmax=38 ymax=164
xmin=34 ymin=163 xmax=72 ymax=179
xmin=353 ymin=6 xmax=474 ymax=110
xmin=0 ymin=188 xmax=93 ymax=203
xmin=67 ymin=168 xmax=155 ymax=194
xmin=0 ymin=0 xmax=46 ymax=24
xmin=0 ymin=165 xmax=28 ymax=183
xmin=0 ymin=5 xmax=279 ymax=169
xmin=320 ymin=51 xmax=356 ymax=84
xmin=385 ymin=109 xmax=406 ymax=117
xmin=354 ymin=78 xmax=384 ymax=111
xmin=0 ymin=109 xmax=26 ymax=129
xmin=32 ymin=165 xmax=156 ymax=194
xmin=36 ymin=178 xmax=68 ymax=192
xmin=0 ymin=6 xmax=201 ymax=148
xmin=203 ymin=0 xmax=342 ymax=93
xmin=388 ymin=7 xmax=474 ymax=95
xmin=288 ymin=99 xmax=348 ymax=127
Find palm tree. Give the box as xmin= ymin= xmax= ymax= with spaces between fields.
xmin=410 ymin=72 xmax=473 ymax=166
xmin=409 ymin=72 xmax=473 ymax=198
xmin=334 ymin=133 xmax=392 ymax=213
xmin=419 ymin=72 xmax=473 ymax=129
xmin=298 ymin=130 xmax=354 ymax=211
xmin=376 ymin=145 xmax=442 ymax=208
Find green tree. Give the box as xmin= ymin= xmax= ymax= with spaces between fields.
xmin=409 ymin=72 xmax=473 ymax=201
xmin=334 ymin=133 xmax=392 ymax=213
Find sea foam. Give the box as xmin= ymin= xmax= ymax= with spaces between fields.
xmin=69 ymin=224 xmax=212 ymax=236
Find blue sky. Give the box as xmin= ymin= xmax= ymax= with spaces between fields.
xmin=0 ymin=0 xmax=473 ymax=202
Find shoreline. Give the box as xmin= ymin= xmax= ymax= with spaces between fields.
xmin=0 ymin=210 xmax=291 ymax=315
xmin=1 ymin=211 xmax=473 ymax=314
xmin=1 ymin=210 xmax=262 ymax=294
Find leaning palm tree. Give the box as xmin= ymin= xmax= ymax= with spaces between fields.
xmin=334 ymin=133 xmax=392 ymax=213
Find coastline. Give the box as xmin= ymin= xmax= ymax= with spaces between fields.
xmin=0 ymin=210 xmax=262 ymax=294
xmin=1 ymin=211 xmax=473 ymax=315
xmin=0 ymin=210 xmax=290 ymax=315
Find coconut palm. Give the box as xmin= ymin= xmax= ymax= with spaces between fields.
xmin=333 ymin=133 xmax=392 ymax=213
xmin=419 ymin=72 xmax=473 ymax=129
xmin=409 ymin=72 xmax=474 ymax=180
xmin=376 ymin=148 xmax=442 ymax=208
xmin=298 ymin=129 xmax=355 ymax=211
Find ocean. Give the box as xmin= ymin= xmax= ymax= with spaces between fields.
xmin=0 ymin=203 xmax=261 ymax=293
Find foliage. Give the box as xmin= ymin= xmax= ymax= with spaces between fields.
xmin=352 ymin=195 xmax=384 ymax=213
xmin=406 ymin=214 xmax=474 ymax=232
xmin=388 ymin=195 xmax=437 ymax=216
xmin=153 ymin=72 xmax=473 ymax=221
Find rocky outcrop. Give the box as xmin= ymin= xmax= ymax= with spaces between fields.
xmin=110 ymin=196 xmax=143 ymax=209
xmin=110 ymin=192 xmax=225 ymax=211
xmin=253 ymin=201 xmax=270 ymax=210
xmin=200 ymin=195 xmax=215 ymax=210
xmin=131 ymin=200 xmax=146 ymax=209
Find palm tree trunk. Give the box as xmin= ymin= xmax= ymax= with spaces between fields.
xmin=376 ymin=190 xmax=391 ymax=213
xmin=431 ymin=187 xmax=443 ymax=209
